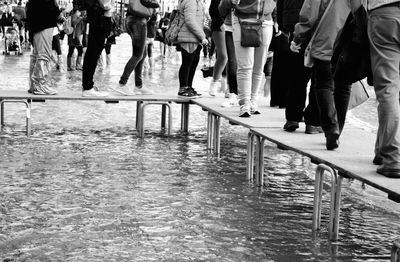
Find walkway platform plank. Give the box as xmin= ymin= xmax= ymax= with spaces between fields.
xmin=0 ymin=90 xmax=192 ymax=103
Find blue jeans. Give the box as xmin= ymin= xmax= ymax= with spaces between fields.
xmin=119 ymin=16 xmax=147 ymax=86
xmin=368 ymin=3 xmax=400 ymax=169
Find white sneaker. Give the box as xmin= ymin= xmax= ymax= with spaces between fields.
xmin=250 ymin=101 xmax=260 ymax=115
xmin=109 ymin=83 xmax=135 ymax=96
xmin=82 ymin=86 xmax=109 ymax=97
xmin=221 ymin=94 xmax=239 ymax=108
xmin=239 ymin=104 xmax=251 ymax=117
xmin=133 ymin=86 xmax=153 ymax=95
xmin=209 ymin=80 xmax=219 ymax=96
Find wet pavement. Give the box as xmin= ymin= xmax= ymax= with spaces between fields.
xmin=0 ymin=34 xmax=399 ymax=262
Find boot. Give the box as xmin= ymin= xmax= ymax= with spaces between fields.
xmin=97 ymin=55 xmax=104 ymax=70
xmin=76 ymin=56 xmax=82 ymax=70
xmin=56 ymin=55 xmax=64 ymax=71
xmin=67 ymin=56 xmax=74 ymax=71
xmin=106 ymin=54 xmax=111 ymax=66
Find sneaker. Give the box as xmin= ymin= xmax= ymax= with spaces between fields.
xmin=373 ymin=155 xmax=383 ymax=165
xmin=209 ymin=80 xmax=219 ymax=96
xmin=239 ymin=104 xmax=251 ymax=117
xmin=250 ymin=102 xmax=260 ymax=115
xmin=32 ymin=85 xmax=57 ymax=95
xmin=178 ymin=88 xmax=198 ymax=97
xmin=133 ymin=86 xmax=153 ymax=95
xmin=82 ymin=86 xmax=109 ymax=97
xmin=305 ymin=125 xmax=323 ymax=134
xmin=283 ymin=121 xmax=299 ymax=132
xmin=219 ymin=77 xmax=227 ymax=94
xmin=187 ymin=87 xmax=201 ymax=96
xmin=109 ymin=83 xmax=135 ymax=96
xmin=221 ymin=94 xmax=238 ymax=108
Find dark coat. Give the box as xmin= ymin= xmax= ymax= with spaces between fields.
xmin=26 ymin=0 xmax=60 ymax=34
xmin=276 ymin=0 xmax=304 ymax=33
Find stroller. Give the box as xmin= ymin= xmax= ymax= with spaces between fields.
xmin=3 ymin=21 xmax=23 ymax=55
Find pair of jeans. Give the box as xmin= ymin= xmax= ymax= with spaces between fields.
xmin=313 ymin=59 xmax=351 ymax=135
xmin=225 ymin=31 xmax=238 ymax=95
xmin=368 ymin=4 xmax=400 ymax=169
xmin=178 ymin=45 xmax=202 ymax=88
xmin=30 ymin=28 xmax=53 ymax=92
xmin=285 ymin=48 xmax=320 ymax=126
xmin=232 ymin=16 xmax=273 ymax=106
xmin=82 ymin=13 xmax=111 ymax=90
xmin=119 ymin=16 xmax=147 ymax=86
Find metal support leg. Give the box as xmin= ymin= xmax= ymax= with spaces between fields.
xmin=254 ymin=136 xmax=260 ymax=184
xmin=161 ymin=104 xmax=167 ymax=129
xmin=213 ymin=116 xmax=221 ymax=157
xmin=257 ymin=138 xmax=265 ymax=186
xmin=312 ymin=164 xmax=343 ymax=241
xmin=0 ymin=100 xmax=31 ymax=136
xmin=139 ymin=101 xmax=172 ymax=138
xmin=207 ymin=112 xmax=214 ymax=151
xmin=135 ymin=101 xmax=142 ymax=130
xmin=391 ymin=239 xmax=400 ymax=262
xmin=246 ymin=131 xmax=255 ymax=181
xmin=180 ymin=103 xmax=189 ymax=132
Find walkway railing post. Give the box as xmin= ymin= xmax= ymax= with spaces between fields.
xmin=26 ymin=99 xmax=31 ymax=137
xmin=257 ymin=137 xmax=265 ymax=186
xmin=135 ymin=101 xmax=141 ymax=131
xmin=214 ymin=115 xmax=221 ymax=157
xmin=312 ymin=164 xmax=342 ymax=241
xmin=207 ymin=112 xmax=213 ymax=151
xmin=161 ymin=104 xmax=166 ymax=129
xmin=180 ymin=103 xmax=189 ymax=132
xmin=0 ymin=99 xmax=4 ymax=130
xmin=391 ymin=238 xmax=400 ymax=262
xmin=246 ymin=131 xmax=255 ymax=181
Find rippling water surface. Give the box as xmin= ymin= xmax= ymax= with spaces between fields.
xmin=0 ymin=34 xmax=399 ymax=261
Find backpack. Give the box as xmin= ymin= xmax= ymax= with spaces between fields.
xmin=64 ymin=16 xmax=74 ymax=35
xmin=165 ymin=7 xmax=182 ymax=44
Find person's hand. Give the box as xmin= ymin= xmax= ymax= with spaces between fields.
xmin=275 ymin=30 xmax=282 ymax=37
xmin=290 ymin=41 xmax=301 ymax=53
xmin=201 ymin=38 xmax=208 ymax=46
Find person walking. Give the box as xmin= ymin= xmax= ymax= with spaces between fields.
xmin=355 ymin=0 xmax=400 ymax=178
xmin=231 ymin=0 xmax=275 ymax=117
xmin=290 ymin=0 xmax=351 ymax=149
xmin=176 ymin=0 xmax=208 ymax=97
xmin=26 ymin=0 xmax=63 ymax=95
xmin=111 ymin=0 xmax=159 ymax=96
xmin=81 ymin=0 xmax=114 ymax=97
xmin=279 ymin=0 xmax=321 ymax=134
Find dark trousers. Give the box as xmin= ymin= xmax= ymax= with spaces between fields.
xmin=68 ymin=45 xmax=83 ymax=57
xmin=313 ymin=59 xmax=351 ymax=134
xmin=285 ymin=50 xmax=320 ymax=126
xmin=52 ymin=34 xmax=62 ymax=55
xmin=82 ymin=14 xmax=110 ymax=90
xmin=119 ymin=16 xmax=147 ymax=86
xmin=179 ymin=45 xmax=202 ymax=88
xmin=225 ymin=31 xmax=238 ymax=95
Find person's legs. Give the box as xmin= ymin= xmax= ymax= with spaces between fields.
xmin=67 ymin=45 xmax=75 ymax=70
xmin=368 ymin=5 xmax=400 ymax=171
xmin=147 ymin=38 xmax=154 ymax=69
xmin=187 ymin=45 xmax=202 ymax=88
xmin=31 ymin=28 xmax=57 ymax=95
xmin=209 ymin=30 xmax=228 ymax=95
xmin=76 ymin=46 xmax=83 ymax=70
xmin=104 ymin=44 xmax=112 ymax=65
xmin=179 ymin=47 xmax=196 ymax=88
xmin=119 ymin=17 xmax=147 ymax=85
xmin=303 ymin=75 xmax=321 ymax=127
xmin=135 ymin=44 xmax=147 ymax=88
xmin=225 ymin=31 xmax=237 ymax=95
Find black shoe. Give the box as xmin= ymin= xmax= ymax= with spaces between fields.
xmin=305 ymin=125 xmax=323 ymax=134
xmin=377 ymin=166 xmax=400 ymax=178
xmin=178 ymin=88 xmax=200 ymax=97
xmin=326 ymin=132 xmax=340 ymax=150
xmin=373 ymin=155 xmax=383 ymax=165
xmin=283 ymin=121 xmax=299 ymax=132
xmin=187 ymin=87 xmax=201 ymax=96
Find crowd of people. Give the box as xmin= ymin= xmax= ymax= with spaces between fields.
xmin=1 ymin=0 xmax=400 ymax=178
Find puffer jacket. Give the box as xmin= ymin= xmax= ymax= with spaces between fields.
xmin=177 ymin=0 xmax=206 ymax=43
xmin=293 ymin=0 xmax=350 ymax=62
xmin=277 ymin=0 xmax=305 ymax=32
xmin=234 ymin=0 xmax=276 ymax=21
xmin=368 ymin=0 xmax=400 ymax=10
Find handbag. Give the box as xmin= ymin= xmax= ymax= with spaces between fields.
xmin=128 ymin=0 xmax=154 ymax=18
xmin=238 ymin=19 xmax=263 ymax=47
xmin=348 ymin=80 xmax=369 ymax=110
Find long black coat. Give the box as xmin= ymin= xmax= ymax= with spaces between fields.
xmin=276 ymin=0 xmax=304 ymax=33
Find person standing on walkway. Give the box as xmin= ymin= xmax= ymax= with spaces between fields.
xmin=81 ymin=0 xmax=114 ymax=97
xmin=176 ymin=0 xmax=208 ymax=97
xmin=290 ymin=0 xmax=351 ymax=150
xmin=208 ymin=0 xmax=228 ymax=96
xmin=354 ymin=0 xmax=400 ymax=178
xmin=26 ymin=0 xmax=63 ymax=95
xmin=279 ymin=0 xmax=321 ymax=134
xmin=67 ymin=9 xmax=85 ymax=71
xmin=111 ymin=0 xmax=159 ymax=96
xmin=231 ymin=0 xmax=275 ymax=117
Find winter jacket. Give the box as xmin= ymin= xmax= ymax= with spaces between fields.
xmin=276 ymin=0 xmax=304 ymax=32
xmin=293 ymin=0 xmax=350 ymax=62
xmin=368 ymin=0 xmax=400 ymax=10
xmin=177 ymin=0 xmax=206 ymax=43
xmin=26 ymin=0 xmax=61 ymax=34
xmin=234 ymin=0 xmax=276 ymax=21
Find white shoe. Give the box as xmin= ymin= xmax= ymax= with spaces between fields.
xmin=133 ymin=86 xmax=153 ymax=95
xmin=82 ymin=86 xmax=109 ymax=97
xmin=250 ymin=101 xmax=260 ymax=115
xmin=221 ymin=94 xmax=239 ymax=108
xmin=219 ymin=77 xmax=227 ymax=94
xmin=109 ymin=83 xmax=135 ymax=96
xmin=209 ymin=80 xmax=219 ymax=96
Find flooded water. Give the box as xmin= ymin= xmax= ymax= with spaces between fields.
xmin=0 ymin=34 xmax=399 ymax=261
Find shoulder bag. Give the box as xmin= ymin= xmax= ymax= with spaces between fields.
xmin=128 ymin=0 xmax=154 ymax=18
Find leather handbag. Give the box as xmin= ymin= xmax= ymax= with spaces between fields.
xmin=239 ymin=19 xmax=263 ymax=47
xmin=128 ymin=0 xmax=154 ymax=18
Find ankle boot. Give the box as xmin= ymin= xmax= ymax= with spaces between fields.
xmin=76 ymin=56 xmax=82 ymax=70
xmin=67 ymin=56 xmax=74 ymax=71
